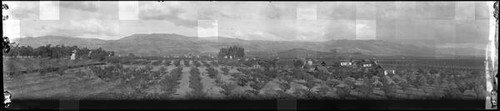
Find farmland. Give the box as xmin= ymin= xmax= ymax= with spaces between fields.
xmin=3 ymin=55 xmax=487 ymax=100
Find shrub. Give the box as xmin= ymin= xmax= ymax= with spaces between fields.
xmin=249 ymin=81 xmax=267 ymax=95
xmin=194 ymin=61 xmax=202 ymax=67
xmin=206 ymin=67 xmax=218 ymax=79
xmin=188 ymin=67 xmax=206 ymax=99
xmin=158 ymin=66 xmax=167 ymax=74
xmin=221 ymin=67 xmax=230 ymax=75
xmin=174 ymin=60 xmax=181 ymax=67
xmin=336 ymin=86 xmax=351 ymax=99
xmin=310 ymin=71 xmax=329 ymax=81
xmin=417 ymin=75 xmax=428 ymax=88
xmin=233 ymin=73 xmax=252 ymax=86
xmin=184 ymin=60 xmax=190 ymax=66
xmin=163 ymin=60 xmax=171 ymax=66
xmin=278 ymin=81 xmax=291 ymax=92
xmin=219 ymin=82 xmax=237 ymax=96
xmin=152 ymin=60 xmax=162 ymax=66
xmin=202 ymin=61 xmax=210 ymax=67
xmin=211 ymin=61 xmax=219 ymax=67
xmin=275 ymin=90 xmax=293 ymax=99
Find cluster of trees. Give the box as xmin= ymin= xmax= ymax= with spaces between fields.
xmin=218 ymin=45 xmax=244 ymax=58
xmin=4 ymin=44 xmax=114 ymax=61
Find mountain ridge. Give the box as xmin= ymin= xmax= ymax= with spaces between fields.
xmin=12 ymin=33 xmax=485 ymax=58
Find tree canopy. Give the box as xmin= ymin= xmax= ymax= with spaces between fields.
xmin=5 ymin=44 xmax=114 ymax=61
xmin=218 ymin=45 xmax=244 ymax=58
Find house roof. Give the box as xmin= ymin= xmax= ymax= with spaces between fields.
xmin=378 ymin=64 xmax=397 ymax=70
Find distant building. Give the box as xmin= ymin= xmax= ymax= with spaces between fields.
xmin=70 ymin=50 xmax=77 ymax=60
xmin=253 ymin=64 xmax=261 ymax=69
xmin=378 ymin=64 xmax=396 ymax=76
xmin=362 ymin=62 xmax=373 ymax=68
xmin=307 ymin=59 xmax=313 ymax=66
xmin=340 ymin=61 xmax=352 ymax=66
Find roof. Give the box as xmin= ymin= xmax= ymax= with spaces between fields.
xmin=378 ymin=64 xmax=397 ymax=70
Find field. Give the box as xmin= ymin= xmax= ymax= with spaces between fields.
xmin=3 ymin=56 xmax=487 ymax=100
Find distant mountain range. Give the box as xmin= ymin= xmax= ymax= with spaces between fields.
xmin=13 ymin=33 xmax=485 ymax=58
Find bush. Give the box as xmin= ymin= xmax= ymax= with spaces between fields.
xmin=152 ymin=60 xmax=162 ymax=66
xmin=184 ymin=60 xmax=190 ymax=67
xmin=233 ymin=73 xmax=252 ymax=86
xmin=188 ymin=67 xmax=206 ymax=99
xmin=221 ymin=67 xmax=230 ymax=75
xmin=206 ymin=67 xmax=218 ymax=79
xmin=174 ymin=60 xmax=181 ymax=67
xmin=310 ymin=71 xmax=329 ymax=81
xmin=278 ymin=81 xmax=291 ymax=92
xmin=249 ymin=81 xmax=267 ymax=95
xmin=275 ymin=90 xmax=293 ymax=99
xmin=158 ymin=66 xmax=167 ymax=74
xmin=211 ymin=61 xmax=219 ymax=67
xmin=219 ymin=82 xmax=237 ymax=96
xmin=202 ymin=61 xmax=210 ymax=67
xmin=194 ymin=61 xmax=202 ymax=67
xmin=163 ymin=60 xmax=171 ymax=66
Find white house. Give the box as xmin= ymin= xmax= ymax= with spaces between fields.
xmin=384 ymin=70 xmax=395 ymax=76
xmin=363 ymin=63 xmax=372 ymax=67
xmin=70 ymin=50 xmax=77 ymax=60
xmin=88 ymin=51 xmax=92 ymax=57
xmin=340 ymin=61 xmax=352 ymax=66
xmin=307 ymin=60 xmax=313 ymax=66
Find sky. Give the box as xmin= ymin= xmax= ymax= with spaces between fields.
xmin=2 ymin=1 xmax=494 ymax=49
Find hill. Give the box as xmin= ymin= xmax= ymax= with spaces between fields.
xmin=12 ymin=33 xmax=485 ymax=57
xmin=13 ymin=36 xmax=107 ymax=49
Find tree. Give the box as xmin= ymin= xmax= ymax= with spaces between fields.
xmin=218 ymin=45 xmax=245 ymax=58
xmin=128 ymin=53 xmax=136 ymax=57
xmin=293 ymin=59 xmax=304 ymax=68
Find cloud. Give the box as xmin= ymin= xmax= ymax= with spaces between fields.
xmin=318 ymin=2 xmax=356 ymax=20
xmin=117 ymin=20 xmax=198 ymax=38
xmin=355 ymin=20 xmax=376 ymax=40
xmin=49 ymin=19 xmax=118 ymax=38
xmin=20 ymin=19 xmax=119 ymax=39
xmin=60 ymin=1 xmax=99 ymax=12
xmin=8 ymin=1 xmax=492 ymax=50
xmin=197 ymin=20 xmax=218 ymax=37
xmin=320 ymin=20 xmax=357 ymax=40
xmin=415 ymin=2 xmax=456 ymax=19
xmin=138 ymin=1 xmax=198 ymax=28
xmin=260 ymin=3 xmax=297 ymax=20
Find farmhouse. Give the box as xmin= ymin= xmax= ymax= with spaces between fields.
xmin=378 ymin=64 xmax=397 ymax=76
xmin=361 ymin=61 xmax=373 ymax=68
xmin=340 ymin=61 xmax=353 ymax=66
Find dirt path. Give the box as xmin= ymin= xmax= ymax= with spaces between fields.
xmin=172 ymin=64 xmax=192 ymax=99
xmin=199 ymin=66 xmax=225 ymax=99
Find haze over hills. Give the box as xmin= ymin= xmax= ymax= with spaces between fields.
xmin=12 ymin=33 xmax=485 ymax=58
